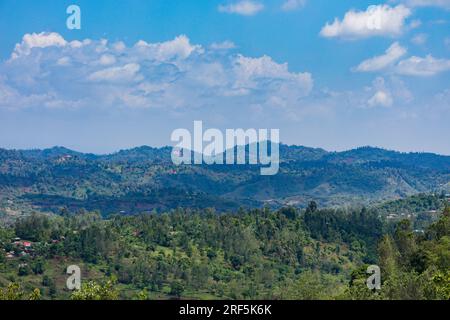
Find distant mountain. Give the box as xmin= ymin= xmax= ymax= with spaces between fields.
xmin=0 ymin=145 xmax=449 ymax=217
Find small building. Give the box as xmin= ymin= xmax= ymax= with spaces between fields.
xmin=22 ymin=241 xmax=32 ymax=248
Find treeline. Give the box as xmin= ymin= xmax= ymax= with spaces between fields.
xmin=0 ymin=204 xmax=449 ymax=300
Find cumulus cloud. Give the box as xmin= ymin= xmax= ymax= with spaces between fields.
xmin=354 ymin=42 xmax=407 ymax=72
xmin=366 ymin=77 xmax=393 ymax=108
xmin=133 ymin=35 xmax=203 ymax=61
xmin=218 ymin=1 xmax=264 ymax=16
xmin=98 ymin=54 xmax=117 ymax=66
xmin=0 ymin=32 xmax=313 ymax=111
xmin=353 ymin=40 xmax=450 ymax=77
xmin=232 ymin=55 xmax=313 ymax=107
xmin=234 ymin=55 xmax=312 ymax=89
xmin=320 ymin=5 xmax=412 ymax=39
xmin=395 ymin=55 xmax=450 ymax=76
xmin=362 ymin=76 xmax=414 ymax=108
xmin=281 ymin=0 xmax=306 ymax=11
xmin=353 ymin=41 xmax=450 ymax=77
xmin=11 ymin=32 xmax=67 ymax=58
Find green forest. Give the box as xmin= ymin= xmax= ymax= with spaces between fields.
xmin=1 ymin=201 xmax=449 ymax=300
xmin=0 ymin=146 xmax=449 ymax=300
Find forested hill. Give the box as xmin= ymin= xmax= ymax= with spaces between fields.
xmin=0 ymin=145 xmax=449 ymax=217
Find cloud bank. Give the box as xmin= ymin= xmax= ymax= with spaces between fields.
xmin=0 ymin=32 xmax=313 ymax=111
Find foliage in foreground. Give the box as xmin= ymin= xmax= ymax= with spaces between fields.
xmin=0 ymin=205 xmax=449 ymax=300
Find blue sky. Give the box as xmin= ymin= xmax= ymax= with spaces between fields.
xmin=0 ymin=0 xmax=449 ymax=154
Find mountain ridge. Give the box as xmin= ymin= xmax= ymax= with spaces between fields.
xmin=0 ymin=144 xmax=449 ymax=218
xmin=2 ymin=144 xmax=450 ymax=161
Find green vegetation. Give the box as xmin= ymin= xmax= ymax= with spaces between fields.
xmin=0 ymin=204 xmax=448 ymax=300
xmin=71 ymin=278 xmax=119 ymax=300
xmin=377 ymin=192 xmax=447 ymax=215
xmin=346 ymin=205 xmax=450 ymax=300
xmin=0 ymin=283 xmax=41 ymax=300
xmin=0 ymin=145 xmax=448 ymax=300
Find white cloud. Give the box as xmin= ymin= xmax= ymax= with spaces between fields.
xmin=234 ymin=55 xmax=312 ymax=87
xmin=320 ymin=5 xmax=412 ymax=39
xmin=411 ymin=33 xmax=428 ymax=45
xmin=0 ymin=33 xmax=313 ymax=111
xmin=366 ymin=77 xmax=394 ymax=108
xmin=355 ymin=42 xmax=407 ymax=72
xmin=281 ymin=0 xmax=306 ymax=11
xmin=226 ymin=55 xmax=314 ymax=112
xmin=69 ymin=40 xmax=84 ymax=49
xmin=396 ymin=55 xmax=450 ymax=76
xmin=354 ymin=42 xmax=450 ymax=77
xmin=98 ymin=54 xmax=117 ymax=66
xmin=87 ymin=63 xmax=142 ymax=83
xmin=368 ymin=90 xmax=393 ymax=107
xmin=134 ymin=35 xmax=202 ymax=61
xmin=12 ymin=32 xmax=67 ymax=59
xmin=218 ymin=1 xmax=264 ymax=16
xmin=362 ymin=76 xmax=414 ymax=108
xmin=210 ymin=41 xmax=237 ymax=50
xmin=112 ymin=41 xmax=126 ymax=52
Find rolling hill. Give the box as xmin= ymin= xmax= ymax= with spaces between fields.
xmin=0 ymin=145 xmax=449 ymax=218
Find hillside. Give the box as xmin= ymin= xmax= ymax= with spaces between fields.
xmin=0 ymin=145 xmax=449 ymax=218
xmin=1 ymin=206 xmax=449 ymax=300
